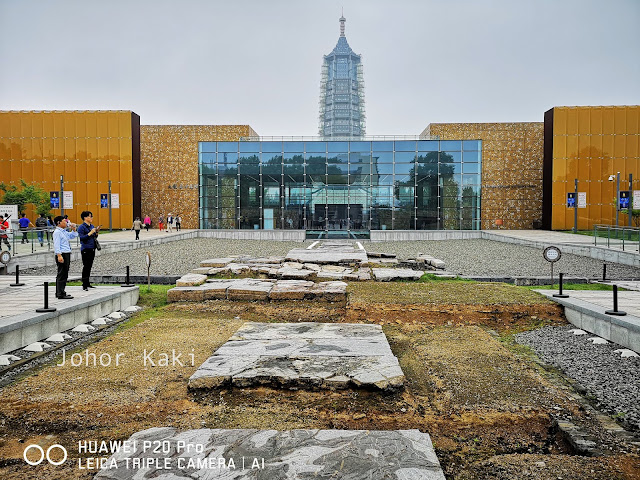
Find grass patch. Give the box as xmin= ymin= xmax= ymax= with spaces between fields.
xmin=348 ymin=281 xmax=551 ymax=305
xmin=526 ymin=283 xmax=615 ymax=291
xmin=418 ymin=273 xmax=475 ymax=283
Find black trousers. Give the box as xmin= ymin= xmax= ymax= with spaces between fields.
xmin=55 ymin=252 xmax=71 ymax=297
xmin=135 ymin=229 xmax=140 ymax=240
xmin=81 ymin=248 xmax=96 ymax=288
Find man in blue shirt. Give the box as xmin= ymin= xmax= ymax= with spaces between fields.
xmin=53 ymin=215 xmax=78 ymax=299
xmin=18 ymin=213 xmax=34 ymax=244
xmin=77 ymin=211 xmax=100 ymax=291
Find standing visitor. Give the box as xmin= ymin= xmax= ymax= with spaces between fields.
xmin=159 ymin=215 xmax=164 ymax=232
xmin=0 ymin=214 xmax=11 ymax=251
xmin=46 ymin=215 xmax=55 ymax=243
xmin=175 ymin=214 xmax=182 ymax=231
xmin=35 ymin=213 xmax=48 ymax=246
xmin=53 ymin=215 xmax=78 ymax=299
xmin=77 ymin=211 xmax=100 ymax=291
xmin=132 ymin=217 xmax=142 ymax=240
xmin=167 ymin=213 xmax=173 ymax=233
xmin=144 ymin=215 xmax=151 ymax=232
xmin=18 ymin=213 xmax=34 ymax=243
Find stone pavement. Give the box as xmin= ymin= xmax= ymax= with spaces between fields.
xmin=94 ymin=427 xmax=445 ymax=480
xmin=189 ymin=322 xmax=405 ymax=391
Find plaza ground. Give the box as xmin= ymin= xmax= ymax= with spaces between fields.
xmin=0 ymin=281 xmax=638 ymax=479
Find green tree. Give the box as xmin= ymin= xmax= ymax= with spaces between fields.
xmin=0 ymin=180 xmax=51 ymax=216
xmin=621 ymin=208 xmax=640 ymax=227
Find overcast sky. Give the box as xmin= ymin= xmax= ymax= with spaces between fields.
xmin=1 ymin=0 xmax=638 ymax=136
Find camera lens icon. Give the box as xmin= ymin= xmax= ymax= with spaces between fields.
xmin=23 ymin=444 xmax=68 ymax=466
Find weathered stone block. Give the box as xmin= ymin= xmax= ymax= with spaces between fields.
xmin=269 ymin=280 xmax=315 ymax=300
xmin=167 ymin=287 xmax=205 ymax=302
xmin=176 ymin=273 xmax=207 ymax=287
xmin=200 ymin=258 xmax=235 ymax=267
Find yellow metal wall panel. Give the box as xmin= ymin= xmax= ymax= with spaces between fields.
xmin=614 ymin=135 xmax=626 ymax=158
xmin=21 ymin=138 xmax=32 ymax=160
xmin=53 ymin=113 xmax=65 ymax=138
xmin=10 ymin=115 xmax=21 ymax=138
xmin=602 ymin=135 xmax=613 ymax=157
xmin=614 ymin=106 xmax=627 ymax=132
xmin=554 ymin=109 xmax=566 ymax=135
xmin=42 ymin=114 xmax=54 ymax=138
xmin=64 ymin=113 xmax=75 ymax=138
xmin=108 ymin=138 xmax=120 ymax=160
xmin=108 ymin=114 xmax=119 ymax=138
xmin=65 ymin=138 xmax=76 ymax=160
xmin=120 ymin=139 xmax=132 ymax=160
xmin=76 ymin=138 xmax=87 ymax=160
xmin=98 ymin=138 xmax=108 ymax=158
xmin=64 ymin=160 xmax=76 ymax=182
xmin=566 ymin=108 xmax=578 ymax=134
xmin=566 ymin=135 xmax=578 ymax=159
xmin=0 ymin=139 xmax=9 ymax=160
xmin=119 ymin=115 xmax=131 ymax=138
xmin=75 ymin=115 xmax=86 ymax=138
xmin=10 ymin=140 xmax=21 ymax=160
xmin=602 ymin=107 xmax=615 ymax=134
xmin=627 ymin=107 xmax=639 ymax=134
xmin=578 ymin=108 xmax=590 ymax=134
xmin=553 ymin=136 xmax=566 ymax=158
xmin=42 ymin=159 xmax=53 ymax=179
xmin=120 ymin=161 xmax=132 ymax=183
xmin=21 ymin=114 xmax=32 ymax=138
xmin=98 ymin=160 xmax=109 ymax=181
xmin=96 ymin=113 xmax=108 ymax=138
xmin=86 ymin=138 xmax=97 ymax=160
xmin=578 ymin=133 xmax=592 ymax=154
xmin=627 ymin=135 xmax=638 ymax=158
xmin=86 ymin=114 xmax=97 ymax=138
xmin=0 ymin=113 xmax=10 ymax=136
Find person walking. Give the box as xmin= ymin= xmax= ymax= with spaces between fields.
xmin=158 ymin=215 xmax=164 ymax=232
xmin=35 ymin=213 xmax=48 ymax=246
xmin=46 ymin=215 xmax=54 ymax=243
xmin=77 ymin=211 xmax=100 ymax=291
xmin=143 ymin=215 xmax=151 ymax=232
xmin=166 ymin=213 xmax=173 ymax=233
xmin=53 ymin=215 xmax=78 ymax=299
xmin=0 ymin=214 xmax=11 ymax=251
xmin=175 ymin=214 xmax=182 ymax=231
xmin=132 ymin=217 xmax=142 ymax=240
xmin=18 ymin=213 xmax=34 ymax=243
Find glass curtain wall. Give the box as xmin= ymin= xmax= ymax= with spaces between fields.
xmin=199 ymin=140 xmax=481 ymax=233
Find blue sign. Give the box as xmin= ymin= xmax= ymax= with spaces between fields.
xmin=100 ymin=194 xmax=108 ymax=209
xmin=567 ymin=192 xmax=576 ymax=208
xmin=50 ymin=191 xmax=59 ymax=208
xmin=619 ymin=191 xmax=630 ymax=209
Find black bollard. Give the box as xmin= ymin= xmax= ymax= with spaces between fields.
xmin=35 ymin=282 xmax=57 ymax=312
xmin=553 ymin=273 xmax=569 ymax=298
xmin=121 ymin=265 xmax=135 ymax=287
xmin=605 ymin=284 xmax=627 ymax=316
xmin=602 ymin=263 xmax=607 ymax=282
xmin=9 ymin=265 xmax=25 ymax=287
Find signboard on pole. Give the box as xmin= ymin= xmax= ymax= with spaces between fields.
xmin=63 ymin=191 xmax=73 ymax=210
xmin=632 ymin=190 xmax=640 ymax=210
xmin=567 ymin=192 xmax=576 ymax=208
xmin=0 ymin=205 xmax=18 ymax=220
xmin=578 ymin=192 xmax=587 ymax=208
xmin=50 ymin=192 xmax=60 ymax=209
xmin=110 ymin=193 xmax=120 ymax=209
xmin=100 ymin=194 xmax=109 ymax=209
xmin=619 ymin=190 xmax=630 ymax=209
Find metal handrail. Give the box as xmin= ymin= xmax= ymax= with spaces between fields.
xmin=593 ymin=224 xmax=640 ymax=252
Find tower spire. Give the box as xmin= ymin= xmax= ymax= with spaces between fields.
xmin=339 ymin=10 xmax=346 ymax=37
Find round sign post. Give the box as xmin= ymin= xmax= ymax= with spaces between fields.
xmin=145 ymin=252 xmax=151 ymax=291
xmin=0 ymin=250 xmax=11 ymax=275
xmin=543 ymin=246 xmax=562 ymax=286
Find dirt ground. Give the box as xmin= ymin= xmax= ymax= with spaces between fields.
xmin=0 ymin=282 xmax=638 ymax=479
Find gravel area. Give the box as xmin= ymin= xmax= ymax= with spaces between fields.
xmin=23 ymin=238 xmax=312 ymax=276
xmin=364 ymin=239 xmax=640 ymax=279
xmin=516 ymin=325 xmax=640 ymax=431
xmin=22 ymin=238 xmax=640 ymax=279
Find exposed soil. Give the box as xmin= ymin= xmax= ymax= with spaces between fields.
xmin=0 ymin=282 xmax=638 ymax=479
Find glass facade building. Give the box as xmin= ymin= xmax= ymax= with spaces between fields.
xmin=318 ymin=15 xmax=366 ymax=137
xmin=199 ymin=139 xmax=481 ymax=237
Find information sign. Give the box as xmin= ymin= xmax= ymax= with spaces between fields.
xmin=63 ymin=191 xmax=73 ymax=209
xmin=578 ymin=192 xmax=587 ymax=208
xmin=50 ymin=192 xmax=60 ymax=209
xmin=619 ymin=191 xmax=630 ymax=209
xmin=567 ymin=192 xmax=576 ymax=208
xmin=100 ymin=194 xmax=109 ymax=209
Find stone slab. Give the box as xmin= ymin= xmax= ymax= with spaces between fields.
xmin=189 ymin=322 xmax=404 ymax=391
xmin=286 ymin=248 xmax=368 ymax=265
xmin=227 ymin=279 xmax=275 ymax=301
xmin=268 ymin=280 xmax=315 ymax=300
xmin=94 ymin=427 xmax=445 ymax=480
xmin=176 ymin=273 xmax=207 ymax=287
xmin=372 ymin=268 xmax=424 ymax=281
xmin=200 ymin=258 xmax=235 ymax=267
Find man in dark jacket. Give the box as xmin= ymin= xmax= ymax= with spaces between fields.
xmin=77 ymin=211 xmax=100 ymax=291
xmin=35 ymin=214 xmax=48 ymax=246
